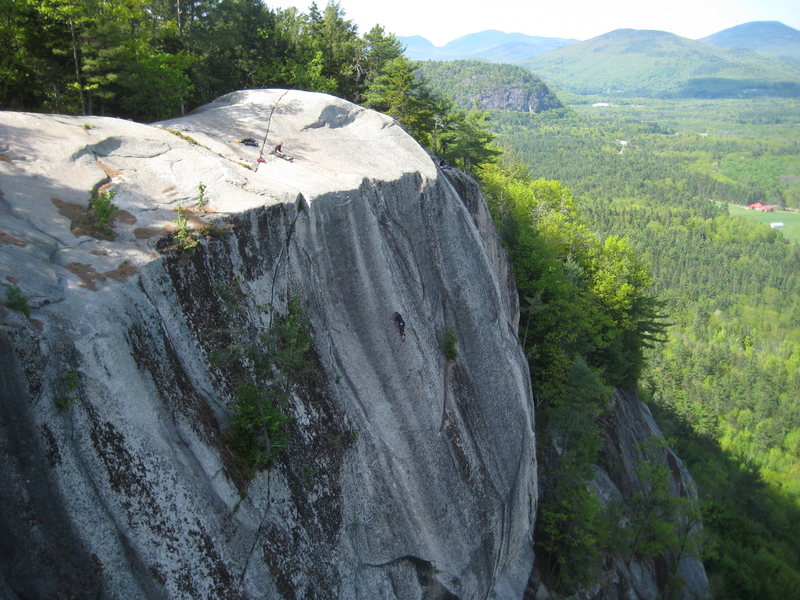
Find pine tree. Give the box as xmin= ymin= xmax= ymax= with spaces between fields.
xmin=365 ymin=56 xmax=438 ymax=144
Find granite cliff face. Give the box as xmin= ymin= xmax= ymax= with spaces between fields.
xmin=0 ymin=89 xmax=706 ymax=599
xmin=471 ymin=86 xmax=562 ymax=113
xmin=0 ymin=90 xmax=535 ymax=599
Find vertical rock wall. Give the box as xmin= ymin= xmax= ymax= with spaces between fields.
xmin=0 ymin=96 xmax=536 ymax=599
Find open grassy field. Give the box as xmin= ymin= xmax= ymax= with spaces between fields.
xmin=726 ymin=203 xmax=800 ymax=242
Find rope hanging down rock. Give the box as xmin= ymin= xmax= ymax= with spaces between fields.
xmin=257 ymin=89 xmax=291 ymax=164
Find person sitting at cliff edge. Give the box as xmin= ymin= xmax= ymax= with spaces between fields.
xmin=393 ymin=312 xmax=406 ymax=341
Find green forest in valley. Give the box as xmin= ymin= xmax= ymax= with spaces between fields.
xmin=491 ymin=95 xmax=800 ymax=598
xmin=406 ymin=57 xmax=800 ymax=595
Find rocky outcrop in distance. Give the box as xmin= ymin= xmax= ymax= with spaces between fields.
xmin=417 ymin=61 xmax=564 ymax=113
xmin=0 ymin=90 xmax=536 ymax=599
xmin=473 ymin=85 xmax=562 ymax=113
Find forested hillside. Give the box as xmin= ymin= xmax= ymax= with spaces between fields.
xmin=416 ymin=60 xmax=563 ymax=112
xmin=0 ymin=0 xmax=409 ymax=120
xmin=492 ymin=98 xmax=800 ymax=598
xmin=521 ymin=29 xmax=800 ymax=98
xmin=701 ymin=21 xmax=800 ymax=63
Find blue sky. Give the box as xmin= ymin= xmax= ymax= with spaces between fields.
xmin=266 ymin=0 xmax=800 ymax=46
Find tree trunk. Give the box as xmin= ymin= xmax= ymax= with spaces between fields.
xmin=68 ymin=21 xmax=86 ymax=115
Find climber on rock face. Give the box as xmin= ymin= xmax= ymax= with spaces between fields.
xmin=393 ymin=312 xmax=406 ymax=341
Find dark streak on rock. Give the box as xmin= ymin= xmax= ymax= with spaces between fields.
xmin=125 ymin=319 xmax=239 ymax=490
xmin=188 ymin=521 xmax=241 ymax=599
xmin=156 ymin=206 xmax=353 ymax=597
xmin=39 ymin=423 xmax=61 ymax=468
xmin=0 ymin=332 xmax=102 ymax=599
xmin=84 ymin=404 xmax=162 ymax=527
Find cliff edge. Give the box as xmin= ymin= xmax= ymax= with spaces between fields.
xmin=0 ymin=90 xmax=536 ymax=599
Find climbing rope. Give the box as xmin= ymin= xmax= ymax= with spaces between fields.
xmin=257 ymin=89 xmax=291 ymax=165
xmin=267 ymin=195 xmax=306 ymax=330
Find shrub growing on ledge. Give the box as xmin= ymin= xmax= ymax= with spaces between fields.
xmin=173 ymin=206 xmax=198 ymax=250
xmin=3 ymin=285 xmax=31 ymax=317
xmin=442 ymin=327 xmax=458 ymax=361
xmin=223 ymin=296 xmax=316 ymax=479
xmin=226 ymin=383 xmax=290 ymax=479
xmin=90 ymin=189 xmax=117 ymax=228
xmin=76 ymin=188 xmax=118 ymax=240
xmin=55 ymin=370 xmax=81 ymax=409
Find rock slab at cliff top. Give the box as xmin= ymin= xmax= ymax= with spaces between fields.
xmin=0 ymin=90 xmax=536 ymax=599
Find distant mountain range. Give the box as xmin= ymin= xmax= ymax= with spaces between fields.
xmin=399 ymin=30 xmax=577 ymax=63
xmin=403 ymin=22 xmax=800 ymax=99
xmin=521 ymin=28 xmax=800 ymax=98
xmin=402 ymin=21 xmax=800 ymax=65
xmin=701 ymin=21 xmax=800 ymax=63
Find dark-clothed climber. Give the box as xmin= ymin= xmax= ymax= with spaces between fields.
xmin=393 ymin=312 xmax=406 ymax=341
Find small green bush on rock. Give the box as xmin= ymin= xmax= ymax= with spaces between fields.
xmin=221 ymin=296 xmax=316 ymax=479
xmin=55 ymin=370 xmax=80 ymax=409
xmin=442 ymin=327 xmax=458 ymax=361
xmin=89 ymin=189 xmax=117 ymax=229
xmin=3 ymin=285 xmax=31 ymax=317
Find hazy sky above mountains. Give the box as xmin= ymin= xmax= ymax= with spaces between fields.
xmin=267 ymin=0 xmax=799 ymax=46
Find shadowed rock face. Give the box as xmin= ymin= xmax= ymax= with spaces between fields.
xmin=596 ymin=390 xmax=709 ymax=600
xmin=526 ymin=388 xmax=709 ymax=600
xmin=0 ymin=90 xmax=536 ymax=599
